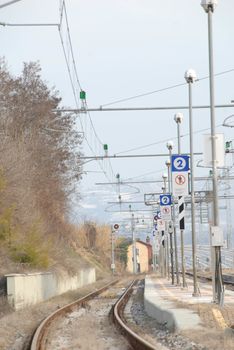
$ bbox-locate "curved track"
[31,277,158,350]
[30,279,119,350]
[113,279,157,350]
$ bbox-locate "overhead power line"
[58,1,116,186]
[115,123,223,155]
[100,68,234,107]
[0,0,22,9]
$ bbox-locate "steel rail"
[30,279,119,350]
[185,272,234,289]
[113,280,157,350]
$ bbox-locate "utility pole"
[129,205,137,274]
[174,113,187,288]
[166,141,180,285]
[166,158,174,284]
[185,69,199,296]
[111,228,115,275]
[201,0,224,305]
[162,173,168,278]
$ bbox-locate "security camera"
[166,140,173,150]
[184,69,197,83]
[174,112,184,124]
[201,0,218,13]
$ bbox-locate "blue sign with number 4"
[171,155,189,172]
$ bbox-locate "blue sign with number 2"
[171,155,189,172]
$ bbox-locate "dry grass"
[0,277,114,350]
[182,328,234,350]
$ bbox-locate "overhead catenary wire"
[115,123,223,155]
[101,68,234,107]
[58,1,116,186]
[0,0,22,9]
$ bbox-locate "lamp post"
[201,0,224,305]
[129,205,137,274]
[162,173,168,277]
[165,159,172,279]
[165,156,175,284]
[174,113,186,288]
[166,141,180,285]
[184,69,199,296]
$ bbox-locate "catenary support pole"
[185,69,199,296]
[167,144,180,285]
[166,159,174,284]
[205,2,224,304]
[174,113,187,288]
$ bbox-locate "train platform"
[144,274,234,333]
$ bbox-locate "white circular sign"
[161,196,170,205]
[173,157,186,171]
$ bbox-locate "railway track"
[30,279,119,350]
[112,279,157,350]
[30,277,159,350]
[185,271,234,290]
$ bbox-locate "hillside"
[0,59,115,277]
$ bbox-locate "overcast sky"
[0,0,234,231]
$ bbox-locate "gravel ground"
[0,277,114,350]
[126,280,207,350]
[1,276,233,350]
[45,282,132,350]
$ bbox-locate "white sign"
[160,205,171,221]
[154,237,160,253]
[111,263,115,269]
[157,219,165,232]
[203,133,224,168]
[172,172,189,196]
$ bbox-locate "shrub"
[10,223,50,268]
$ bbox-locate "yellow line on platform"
[212,309,228,329]
[158,279,178,299]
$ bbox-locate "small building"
[126,240,153,273]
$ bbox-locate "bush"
[10,223,50,268]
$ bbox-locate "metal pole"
[226,168,232,249]
[161,179,167,277]
[188,80,199,296]
[167,162,174,284]
[169,148,180,285]
[57,103,234,113]
[176,120,187,288]
[111,228,115,275]
[207,7,224,304]
[131,213,137,274]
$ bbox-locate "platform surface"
[144,274,234,332]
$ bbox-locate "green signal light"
[80,90,86,100]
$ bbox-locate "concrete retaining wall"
[144,276,177,331]
[144,276,201,332]
[6,268,96,310]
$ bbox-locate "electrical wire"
[115,124,223,155]
[58,1,116,187]
[101,68,234,107]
